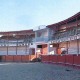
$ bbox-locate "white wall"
[68,40,77,54]
[48,44,56,55]
[59,41,78,54]
[48,28,55,40]
[29,42,36,48]
[36,28,48,37]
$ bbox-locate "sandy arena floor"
[0,62,80,80]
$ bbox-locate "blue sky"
[0,0,80,31]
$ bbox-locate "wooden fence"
[0,55,36,62]
[41,54,80,68]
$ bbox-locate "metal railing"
[35,36,49,42]
[50,27,80,43]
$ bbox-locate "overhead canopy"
[47,12,80,28]
[0,29,35,40]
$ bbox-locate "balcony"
[35,36,49,42]
[50,26,80,43]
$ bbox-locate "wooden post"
[66,22,69,54]
[66,41,68,54]
[16,39,17,55]
[7,33,9,55]
[25,35,27,55]
[76,17,79,55]
[77,39,79,55]
[16,33,18,55]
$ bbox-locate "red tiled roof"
[0,29,34,35]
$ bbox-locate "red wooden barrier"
[13,55,22,62]
[52,55,57,63]
[2,56,6,62]
[65,55,74,65]
[49,55,54,62]
[41,55,45,62]
[57,55,65,64]
[41,54,80,68]
[73,55,80,66]
[1,54,80,68]
[41,55,49,62]
[5,55,14,62]
[21,55,29,62]
[1,55,36,62]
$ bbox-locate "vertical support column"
[28,35,31,61]
[47,43,50,55]
[25,35,27,55]
[66,22,69,54]
[76,17,79,56]
[25,34,31,61]
[35,44,37,58]
[17,38,18,55]
[35,44,37,55]
[16,33,18,55]
[66,41,68,54]
[7,33,9,55]
[29,35,33,61]
[34,31,37,58]
[47,27,50,41]
[77,39,79,56]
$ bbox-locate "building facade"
[0,12,80,63]
[35,27,56,55]
[35,12,80,56]
[0,30,35,62]
[40,12,80,67]
[47,12,80,55]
